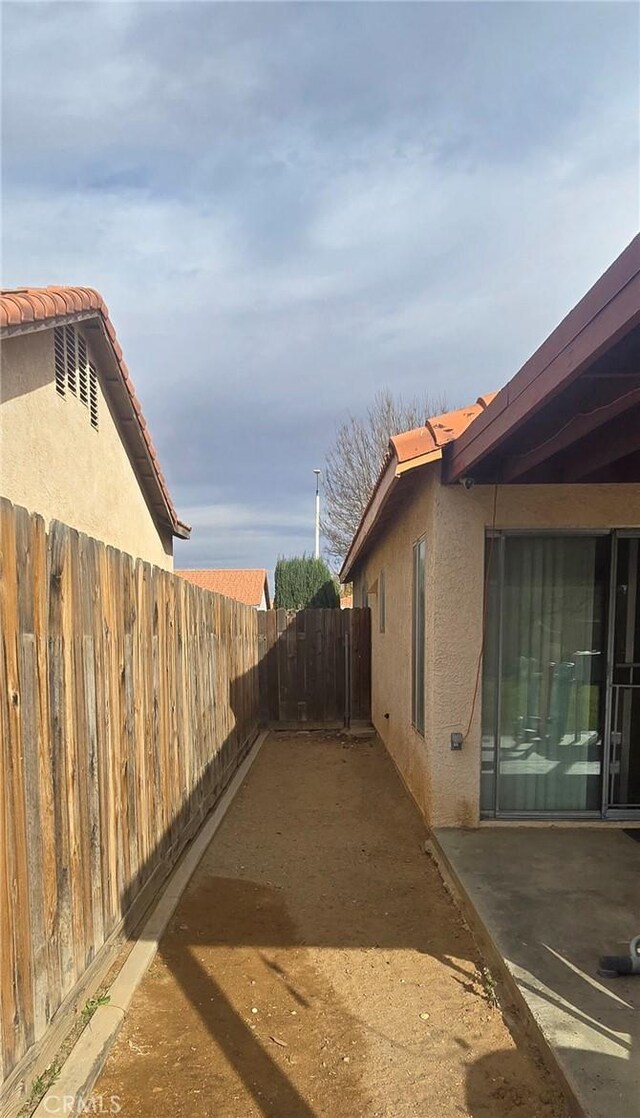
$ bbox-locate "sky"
[2,1,639,573]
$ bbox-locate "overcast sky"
[3,1,638,572]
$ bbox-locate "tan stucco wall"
[354,472,437,823]
[0,329,173,569]
[355,468,640,829]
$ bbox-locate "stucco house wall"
[0,328,173,569]
[354,471,437,822]
[354,468,640,828]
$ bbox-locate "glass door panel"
[482,535,608,815]
[607,537,640,809]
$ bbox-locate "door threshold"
[479,817,640,828]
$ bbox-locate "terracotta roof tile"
[390,395,498,465]
[340,392,498,580]
[176,569,269,608]
[0,286,189,539]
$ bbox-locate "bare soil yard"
[96,732,570,1118]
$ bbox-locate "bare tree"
[322,388,449,566]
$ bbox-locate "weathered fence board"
[0,498,259,1110]
[349,607,372,722]
[257,607,371,727]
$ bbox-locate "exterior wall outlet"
[450,732,464,750]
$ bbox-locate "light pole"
[313,469,321,559]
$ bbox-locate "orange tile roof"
[391,395,498,465]
[340,394,497,581]
[177,568,270,607]
[0,286,189,539]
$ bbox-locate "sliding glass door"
[606,535,640,813]
[482,535,609,816]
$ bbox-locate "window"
[481,533,609,816]
[53,324,98,428]
[412,537,426,734]
[378,568,386,633]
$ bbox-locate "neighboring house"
[340,588,353,609]
[341,236,640,828]
[0,286,189,569]
[177,568,271,610]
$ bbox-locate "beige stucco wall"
[354,467,640,829]
[354,472,437,822]
[0,329,173,569]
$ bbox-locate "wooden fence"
[257,608,371,727]
[0,498,259,1111]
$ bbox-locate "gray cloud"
[2,1,638,573]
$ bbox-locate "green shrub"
[274,555,340,610]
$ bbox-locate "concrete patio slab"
[432,827,640,1118]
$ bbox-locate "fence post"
[343,610,352,729]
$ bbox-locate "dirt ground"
[96,732,571,1118]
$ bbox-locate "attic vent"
[54,327,66,396]
[65,325,77,394]
[78,334,88,405]
[53,323,98,428]
[89,364,99,429]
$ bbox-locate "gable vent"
[54,323,98,429]
[65,325,77,394]
[89,364,99,429]
[78,334,88,405]
[54,326,66,396]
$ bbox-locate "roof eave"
[1,292,190,542]
[340,449,443,582]
[340,455,397,583]
[444,235,640,483]
[91,316,189,541]
[395,447,443,476]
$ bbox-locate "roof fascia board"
[1,310,101,339]
[94,319,183,537]
[341,448,445,581]
[444,236,640,482]
[340,457,398,582]
[395,448,443,476]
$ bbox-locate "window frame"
[411,536,426,735]
[480,528,614,819]
[378,568,386,633]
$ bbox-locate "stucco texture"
[0,330,173,569]
[355,466,640,829]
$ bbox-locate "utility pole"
[313,469,321,559]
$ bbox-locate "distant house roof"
[340,396,496,581]
[177,568,271,608]
[0,286,190,540]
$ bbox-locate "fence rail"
[0,499,259,1109]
